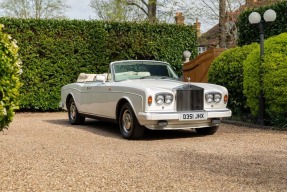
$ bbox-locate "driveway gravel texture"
[1,112,287,192]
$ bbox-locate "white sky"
[66,0,95,20]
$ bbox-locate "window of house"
[198,46,207,54]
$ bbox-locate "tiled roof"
[198,24,220,47]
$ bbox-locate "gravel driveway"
[1,112,287,191]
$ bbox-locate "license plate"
[179,112,207,121]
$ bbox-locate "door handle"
[87,86,92,90]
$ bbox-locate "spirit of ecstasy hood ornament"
[186,77,191,83]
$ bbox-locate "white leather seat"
[77,73,97,82]
[138,72,151,77]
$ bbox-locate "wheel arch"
[66,93,75,109]
[116,98,129,123]
[116,96,142,123]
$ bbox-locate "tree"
[90,0,145,22]
[219,0,226,48]
[90,0,199,24]
[127,0,157,23]
[198,0,244,46]
[0,0,69,19]
[198,0,244,26]
[156,0,200,24]
[90,0,157,23]
[126,0,199,23]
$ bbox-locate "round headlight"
[165,94,173,104]
[214,93,222,103]
[205,94,213,103]
[156,95,164,105]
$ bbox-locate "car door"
[83,82,109,116]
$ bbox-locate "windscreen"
[112,61,179,82]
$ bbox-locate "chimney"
[175,12,185,25]
[193,18,201,37]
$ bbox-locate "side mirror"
[95,74,106,83]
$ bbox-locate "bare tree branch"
[0,0,68,19]
[201,0,219,18]
[139,0,148,7]
[127,1,148,16]
[91,0,146,22]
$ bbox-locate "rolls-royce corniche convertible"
[60,60,231,139]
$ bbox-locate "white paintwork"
[60,60,232,130]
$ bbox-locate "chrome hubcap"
[122,110,132,132]
[70,102,76,120]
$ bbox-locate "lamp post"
[248,9,276,126]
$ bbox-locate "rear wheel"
[68,98,85,125]
[195,126,218,135]
[119,103,145,140]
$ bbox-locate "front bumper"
[137,108,232,130]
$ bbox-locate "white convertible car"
[60,60,231,139]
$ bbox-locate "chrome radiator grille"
[176,85,204,111]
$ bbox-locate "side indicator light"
[148,96,152,106]
[224,95,228,104]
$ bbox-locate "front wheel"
[68,98,85,125]
[119,103,145,140]
[195,126,219,135]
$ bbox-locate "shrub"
[208,43,258,116]
[0,24,21,131]
[243,33,287,125]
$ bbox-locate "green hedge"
[243,33,287,126]
[237,1,287,46]
[0,24,21,131]
[0,18,197,111]
[208,43,258,116]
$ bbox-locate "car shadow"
[44,118,202,141]
[44,118,122,139]
[143,129,201,140]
